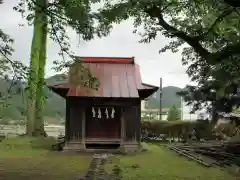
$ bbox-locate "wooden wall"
[123,104,141,142]
[85,106,121,138]
[65,97,141,142]
[66,98,84,141]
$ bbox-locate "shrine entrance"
[85,106,121,140]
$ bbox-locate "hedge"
[141,120,213,140]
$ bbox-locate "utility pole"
[181,97,183,120]
[159,77,163,120]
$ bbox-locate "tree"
[0,1,28,114]
[0,0,14,59]
[177,56,240,124]
[0,105,22,120]
[224,0,240,7]
[14,0,113,136]
[99,0,239,124]
[100,0,240,65]
[167,105,181,121]
[1,0,25,67]
[34,6,48,136]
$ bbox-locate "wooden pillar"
[121,108,125,144]
[65,99,70,141]
[82,110,86,144]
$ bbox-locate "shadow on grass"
[105,143,235,180]
[0,136,58,156]
[0,136,94,180]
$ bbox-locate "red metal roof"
[76,56,135,64]
[141,83,158,89]
[49,57,158,98]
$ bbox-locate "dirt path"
[79,154,110,180]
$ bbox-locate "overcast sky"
[0,0,192,88]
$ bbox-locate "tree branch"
[49,17,68,61]
[213,42,240,61]
[198,8,234,39]
[144,5,238,64]
[144,6,211,60]
[224,0,240,7]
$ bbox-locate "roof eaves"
[74,56,135,64]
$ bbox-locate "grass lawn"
[106,143,236,180]
[0,137,91,180]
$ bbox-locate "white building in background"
[141,98,210,121]
[141,100,146,111]
[180,97,210,121]
[141,100,168,120]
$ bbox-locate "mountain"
[0,75,66,120]
[0,75,183,120]
[146,86,183,109]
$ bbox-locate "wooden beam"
[82,109,86,144]
[121,108,125,144]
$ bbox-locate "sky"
[0,0,192,88]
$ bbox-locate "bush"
[0,136,57,151]
[213,122,237,139]
[141,120,213,141]
[0,118,9,125]
[167,104,181,121]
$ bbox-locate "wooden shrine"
[48,56,158,153]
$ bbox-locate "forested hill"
[0,75,182,119]
[0,74,66,120]
[146,86,183,109]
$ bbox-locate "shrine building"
[48,56,158,153]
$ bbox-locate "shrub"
[213,122,237,138]
[0,118,10,125]
[167,105,181,121]
[141,120,213,140]
[0,136,57,150]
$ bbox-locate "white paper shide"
[91,107,115,119]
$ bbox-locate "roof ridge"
[74,56,135,64]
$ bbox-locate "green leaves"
[0,29,14,57]
[69,60,100,90]
[167,104,181,121]
[98,0,239,64]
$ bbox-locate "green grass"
[0,136,91,180]
[106,143,236,180]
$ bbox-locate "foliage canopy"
[98,0,240,115]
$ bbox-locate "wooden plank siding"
[85,106,121,139]
[123,103,141,142]
[65,98,70,141]
[67,98,83,141]
[65,97,141,143]
[135,105,141,142]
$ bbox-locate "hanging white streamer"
[92,107,96,117]
[98,108,101,119]
[111,107,115,118]
[105,108,109,119]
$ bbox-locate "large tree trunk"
[34,0,48,137]
[26,0,45,136]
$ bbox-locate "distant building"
[180,97,209,121]
[141,98,210,121]
[141,100,147,111]
[141,100,168,120]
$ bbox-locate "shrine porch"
[63,97,141,153]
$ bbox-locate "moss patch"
[106,144,235,180]
[0,136,91,180]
